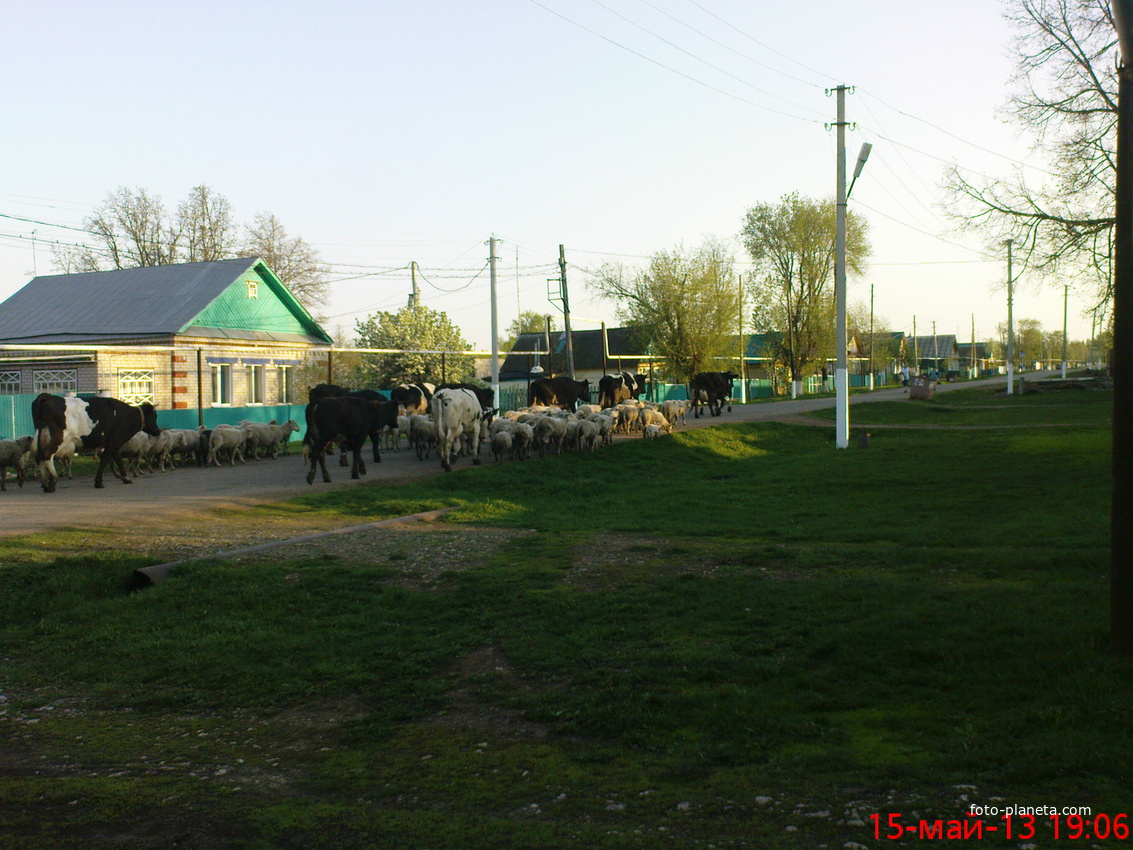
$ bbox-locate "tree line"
[53,184,330,315]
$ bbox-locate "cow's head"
[141,403,162,436]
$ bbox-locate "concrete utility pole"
[1110,0,1133,657]
[409,261,420,308]
[971,314,977,378]
[833,84,851,449]
[868,283,875,390]
[1006,238,1015,395]
[558,245,577,380]
[1062,285,1069,378]
[488,237,500,408]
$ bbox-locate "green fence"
[0,394,309,441]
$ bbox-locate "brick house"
[0,258,332,409]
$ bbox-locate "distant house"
[905,334,960,374]
[0,258,332,408]
[499,326,651,383]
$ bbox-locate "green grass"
[0,389,1125,849]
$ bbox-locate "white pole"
[1062,284,1069,378]
[834,84,850,449]
[489,236,500,407]
[1006,239,1015,394]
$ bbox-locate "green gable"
[182,261,331,343]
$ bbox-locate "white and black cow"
[597,372,647,409]
[431,387,488,472]
[32,393,161,491]
[688,371,739,418]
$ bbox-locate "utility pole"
[833,83,851,449]
[738,273,748,403]
[558,245,577,380]
[544,315,554,376]
[913,315,919,372]
[488,237,500,408]
[971,314,977,378]
[932,321,938,376]
[409,261,420,308]
[1006,238,1015,395]
[868,283,875,390]
[1062,285,1069,378]
[1110,0,1133,657]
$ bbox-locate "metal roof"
[0,258,331,345]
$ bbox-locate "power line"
[526,0,822,123]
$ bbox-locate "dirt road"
[0,379,996,537]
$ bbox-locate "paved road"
[0,376,1017,537]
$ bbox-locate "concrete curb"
[129,506,457,590]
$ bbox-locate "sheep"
[533,415,567,458]
[661,399,689,427]
[410,414,436,460]
[638,409,671,434]
[490,430,513,463]
[643,423,663,440]
[207,425,247,466]
[0,436,33,490]
[510,423,534,460]
[587,413,616,447]
[575,418,601,452]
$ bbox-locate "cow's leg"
[371,429,382,464]
[439,436,452,472]
[305,445,320,485]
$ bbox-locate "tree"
[849,300,900,379]
[741,193,870,397]
[501,310,549,351]
[589,240,741,381]
[352,303,476,388]
[179,184,236,262]
[242,212,330,316]
[944,0,1118,307]
[54,186,181,272]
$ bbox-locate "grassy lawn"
[0,389,1125,849]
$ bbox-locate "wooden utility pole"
[558,245,576,380]
[489,237,500,407]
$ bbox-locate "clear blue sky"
[0,1,1092,353]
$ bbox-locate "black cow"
[304,395,397,483]
[597,372,647,408]
[528,377,591,412]
[688,371,739,418]
[308,382,352,401]
[31,393,161,491]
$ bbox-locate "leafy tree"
[589,240,741,381]
[849,300,900,377]
[501,310,550,351]
[944,0,1117,308]
[741,193,870,396]
[353,303,476,388]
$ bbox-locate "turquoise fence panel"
[156,404,310,439]
[498,382,528,413]
[1,393,38,440]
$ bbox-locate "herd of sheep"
[0,396,695,491]
[0,419,300,490]
[403,397,691,466]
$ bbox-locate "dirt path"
[0,377,1021,538]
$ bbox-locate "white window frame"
[246,364,265,405]
[277,365,292,404]
[211,363,233,406]
[0,371,20,394]
[246,279,259,299]
[118,369,155,405]
[34,369,77,394]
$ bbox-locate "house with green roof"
[0,258,331,409]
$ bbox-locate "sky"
[0,0,1098,356]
